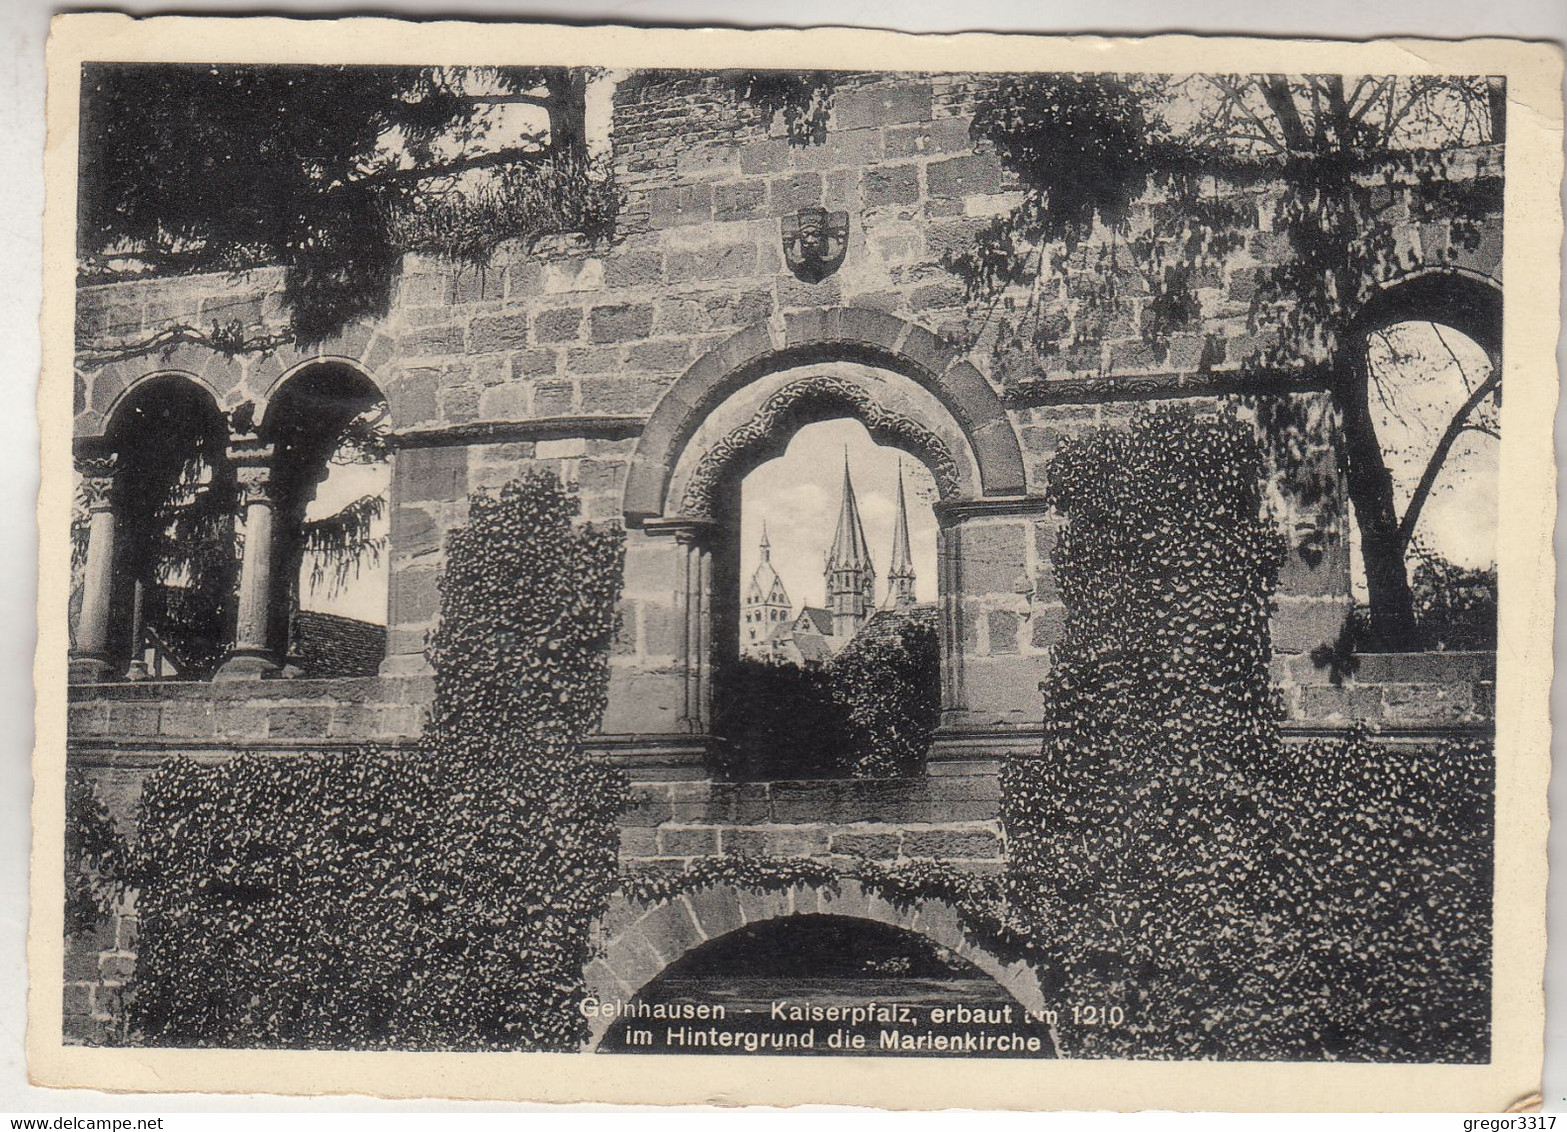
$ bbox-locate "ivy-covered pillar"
[216,446,281,680]
[69,455,120,683]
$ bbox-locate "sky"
[738,418,940,620]
[1352,319,1499,597]
[297,458,391,623]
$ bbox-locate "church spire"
[887,459,916,610]
[825,450,876,639]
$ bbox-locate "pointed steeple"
[760,520,772,562]
[887,460,916,610]
[825,450,876,639]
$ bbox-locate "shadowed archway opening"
[597,915,1053,1057]
[263,362,391,675]
[95,374,237,679]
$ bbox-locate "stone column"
[216,454,281,680]
[675,528,716,734]
[69,456,119,683]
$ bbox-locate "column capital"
[234,461,279,507]
[74,454,119,513]
[932,495,1052,528]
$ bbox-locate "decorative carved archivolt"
[679,375,962,520]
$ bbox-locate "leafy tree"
[78,63,610,350]
[951,73,1502,650]
[829,613,941,778]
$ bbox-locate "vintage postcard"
[29,13,1561,1110]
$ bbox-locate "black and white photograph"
[29,13,1559,1111]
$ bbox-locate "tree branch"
[360,143,554,188]
[1260,75,1311,152]
[1396,368,1501,551]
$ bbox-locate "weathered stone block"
[885,117,972,158]
[829,831,902,858]
[622,788,675,827]
[987,609,1021,654]
[565,347,621,375]
[739,137,791,175]
[902,828,1001,860]
[714,181,767,221]
[658,826,720,856]
[532,307,583,343]
[390,564,442,625]
[958,523,1029,593]
[403,324,465,357]
[834,83,932,131]
[861,165,920,208]
[395,446,468,504]
[926,153,1007,200]
[532,380,577,416]
[682,889,743,943]
[1271,597,1350,654]
[667,243,757,283]
[769,172,824,214]
[602,246,664,289]
[647,183,714,227]
[1297,684,1385,721]
[468,313,530,354]
[1029,602,1067,652]
[590,304,655,344]
[580,375,665,415]
[618,827,660,857]
[389,369,441,426]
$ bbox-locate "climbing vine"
[127,471,627,1050]
[946,73,1502,650]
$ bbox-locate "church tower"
[742,522,794,660]
[825,453,876,640]
[886,460,917,610]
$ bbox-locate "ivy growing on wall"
[126,471,627,1050]
[1001,406,1288,1057]
[1000,407,1491,1061]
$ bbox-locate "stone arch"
[1353,268,1502,362]
[624,309,1026,525]
[677,373,966,521]
[99,369,226,441]
[584,879,1054,1050]
[257,354,390,431]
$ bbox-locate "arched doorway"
[72,373,237,681]
[262,362,391,677]
[611,312,1045,752]
[713,415,944,779]
[597,914,1054,1056]
[1345,271,1501,652]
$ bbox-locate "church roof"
[851,604,939,647]
[826,454,875,578]
[793,606,834,635]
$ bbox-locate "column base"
[68,655,114,684]
[214,650,281,681]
